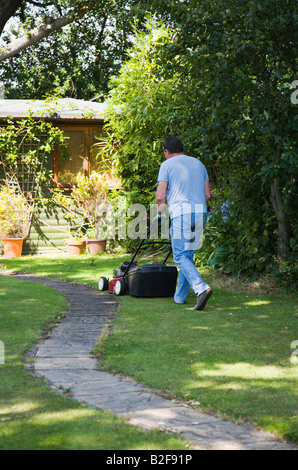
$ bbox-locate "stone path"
[4,273,297,450]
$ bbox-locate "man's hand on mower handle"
[152,213,168,228]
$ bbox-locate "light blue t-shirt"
[157,154,209,219]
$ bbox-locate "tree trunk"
[0,0,23,35]
[270,177,291,260]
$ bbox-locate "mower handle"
[122,240,172,278]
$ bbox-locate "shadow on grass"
[1,257,297,444]
[99,291,298,443]
[0,273,189,450]
[0,386,187,450]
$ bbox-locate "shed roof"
[0,98,107,121]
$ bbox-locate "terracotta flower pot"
[2,238,24,258]
[66,240,86,256]
[86,239,107,254]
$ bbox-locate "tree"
[0,0,161,100]
[103,2,297,275]
[0,0,94,62]
[0,0,165,63]
[102,17,186,206]
[0,1,149,99]
[173,0,297,263]
[147,0,297,266]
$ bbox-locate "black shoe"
[193,288,213,311]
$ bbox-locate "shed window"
[53,125,104,187]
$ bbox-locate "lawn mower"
[98,239,177,297]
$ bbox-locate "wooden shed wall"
[22,206,70,254]
[0,205,70,255]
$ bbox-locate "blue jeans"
[170,212,209,304]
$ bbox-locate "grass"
[102,292,297,441]
[0,270,192,450]
[1,252,298,446]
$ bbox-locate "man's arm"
[155,181,168,213]
[205,180,211,203]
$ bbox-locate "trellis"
[0,133,48,237]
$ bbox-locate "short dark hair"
[163,137,184,154]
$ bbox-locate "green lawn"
[1,253,297,446]
[0,272,191,450]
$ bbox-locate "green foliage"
[103,18,185,206]
[69,171,111,239]
[0,1,150,100]
[197,185,277,276]
[168,0,297,272]
[103,3,297,274]
[2,1,296,275]
[53,171,113,239]
[0,185,33,238]
[0,117,67,191]
[273,255,298,291]
[100,17,189,249]
[0,116,68,241]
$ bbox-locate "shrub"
[0,186,33,238]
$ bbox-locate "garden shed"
[0,98,112,254]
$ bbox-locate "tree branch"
[29,1,53,6]
[0,5,90,62]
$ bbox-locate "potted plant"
[0,185,33,258]
[84,229,107,254]
[65,234,86,256]
[52,171,112,255]
[72,172,111,254]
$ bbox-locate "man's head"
[163,137,184,158]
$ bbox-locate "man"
[155,136,212,311]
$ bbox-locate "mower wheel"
[98,276,109,291]
[115,278,126,296]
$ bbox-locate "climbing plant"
[0,117,67,202]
